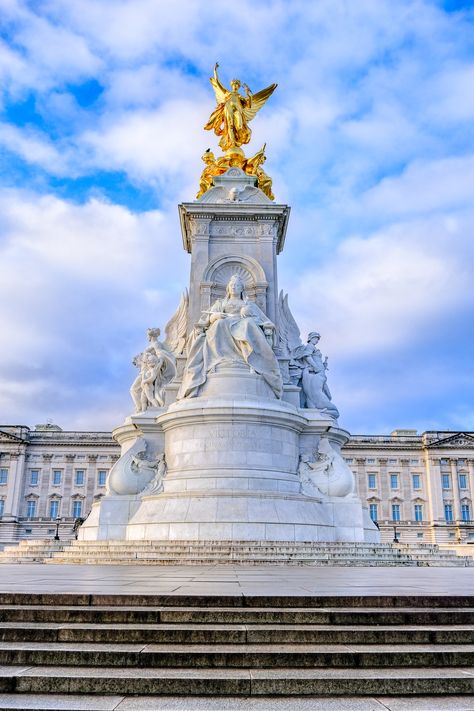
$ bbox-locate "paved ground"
[0,564,473,596]
[0,693,473,710]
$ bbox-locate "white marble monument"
[79,67,379,545]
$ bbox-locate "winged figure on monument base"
[278,291,339,418]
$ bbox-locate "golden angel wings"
[204,63,277,153]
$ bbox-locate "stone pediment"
[427,433,474,449]
[0,429,26,444]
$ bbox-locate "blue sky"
[1,0,474,434]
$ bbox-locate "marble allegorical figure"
[178,274,282,399]
[130,328,177,412]
[278,294,339,418]
[291,332,339,417]
[299,438,354,498]
[107,439,167,496]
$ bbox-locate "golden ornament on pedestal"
[197,64,276,201]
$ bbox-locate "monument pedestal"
[79,368,378,544]
[79,167,380,549]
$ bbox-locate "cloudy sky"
[1,0,473,435]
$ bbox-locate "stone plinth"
[79,367,378,543]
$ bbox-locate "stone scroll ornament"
[106,439,166,496]
[129,291,188,413]
[278,291,339,418]
[299,438,354,498]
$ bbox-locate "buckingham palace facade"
[0,423,473,547]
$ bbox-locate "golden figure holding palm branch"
[204,63,277,154]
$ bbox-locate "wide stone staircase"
[0,590,472,705]
[1,538,474,566]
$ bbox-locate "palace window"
[367,473,377,489]
[0,499,4,516]
[30,470,39,485]
[391,504,401,521]
[26,500,37,518]
[75,470,85,486]
[410,459,419,465]
[367,458,375,464]
[52,470,62,485]
[49,499,60,519]
[414,504,423,522]
[390,474,399,489]
[412,474,421,489]
[444,504,453,522]
[369,503,378,522]
[0,469,8,485]
[458,459,466,466]
[440,458,449,466]
[461,504,471,522]
[388,459,397,464]
[98,470,107,486]
[442,474,451,489]
[72,500,83,518]
[459,474,468,489]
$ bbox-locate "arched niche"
[200,255,268,313]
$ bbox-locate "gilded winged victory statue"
[198,64,277,200]
[204,63,277,154]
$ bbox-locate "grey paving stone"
[376,697,474,711]
[0,693,124,709]
[0,564,473,597]
[115,696,387,710]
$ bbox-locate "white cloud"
[0,189,188,428]
[80,98,209,184]
[287,210,474,356]
[0,123,69,174]
[362,154,474,217]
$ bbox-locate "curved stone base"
[125,491,372,543]
[78,368,380,545]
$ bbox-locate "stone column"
[188,218,211,331]
[38,454,53,517]
[256,220,277,324]
[4,450,26,519]
[450,458,462,522]
[354,458,366,499]
[425,457,444,523]
[62,455,76,518]
[85,455,98,514]
[378,458,389,520]
[468,460,474,510]
[400,458,410,520]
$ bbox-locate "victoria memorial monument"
[79,65,379,544]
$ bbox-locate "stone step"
[48,547,462,559]
[2,665,473,695]
[1,622,473,644]
[0,606,473,626]
[3,539,473,566]
[1,641,474,669]
[41,557,473,568]
[0,592,473,607]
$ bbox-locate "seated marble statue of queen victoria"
[178,274,283,399]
